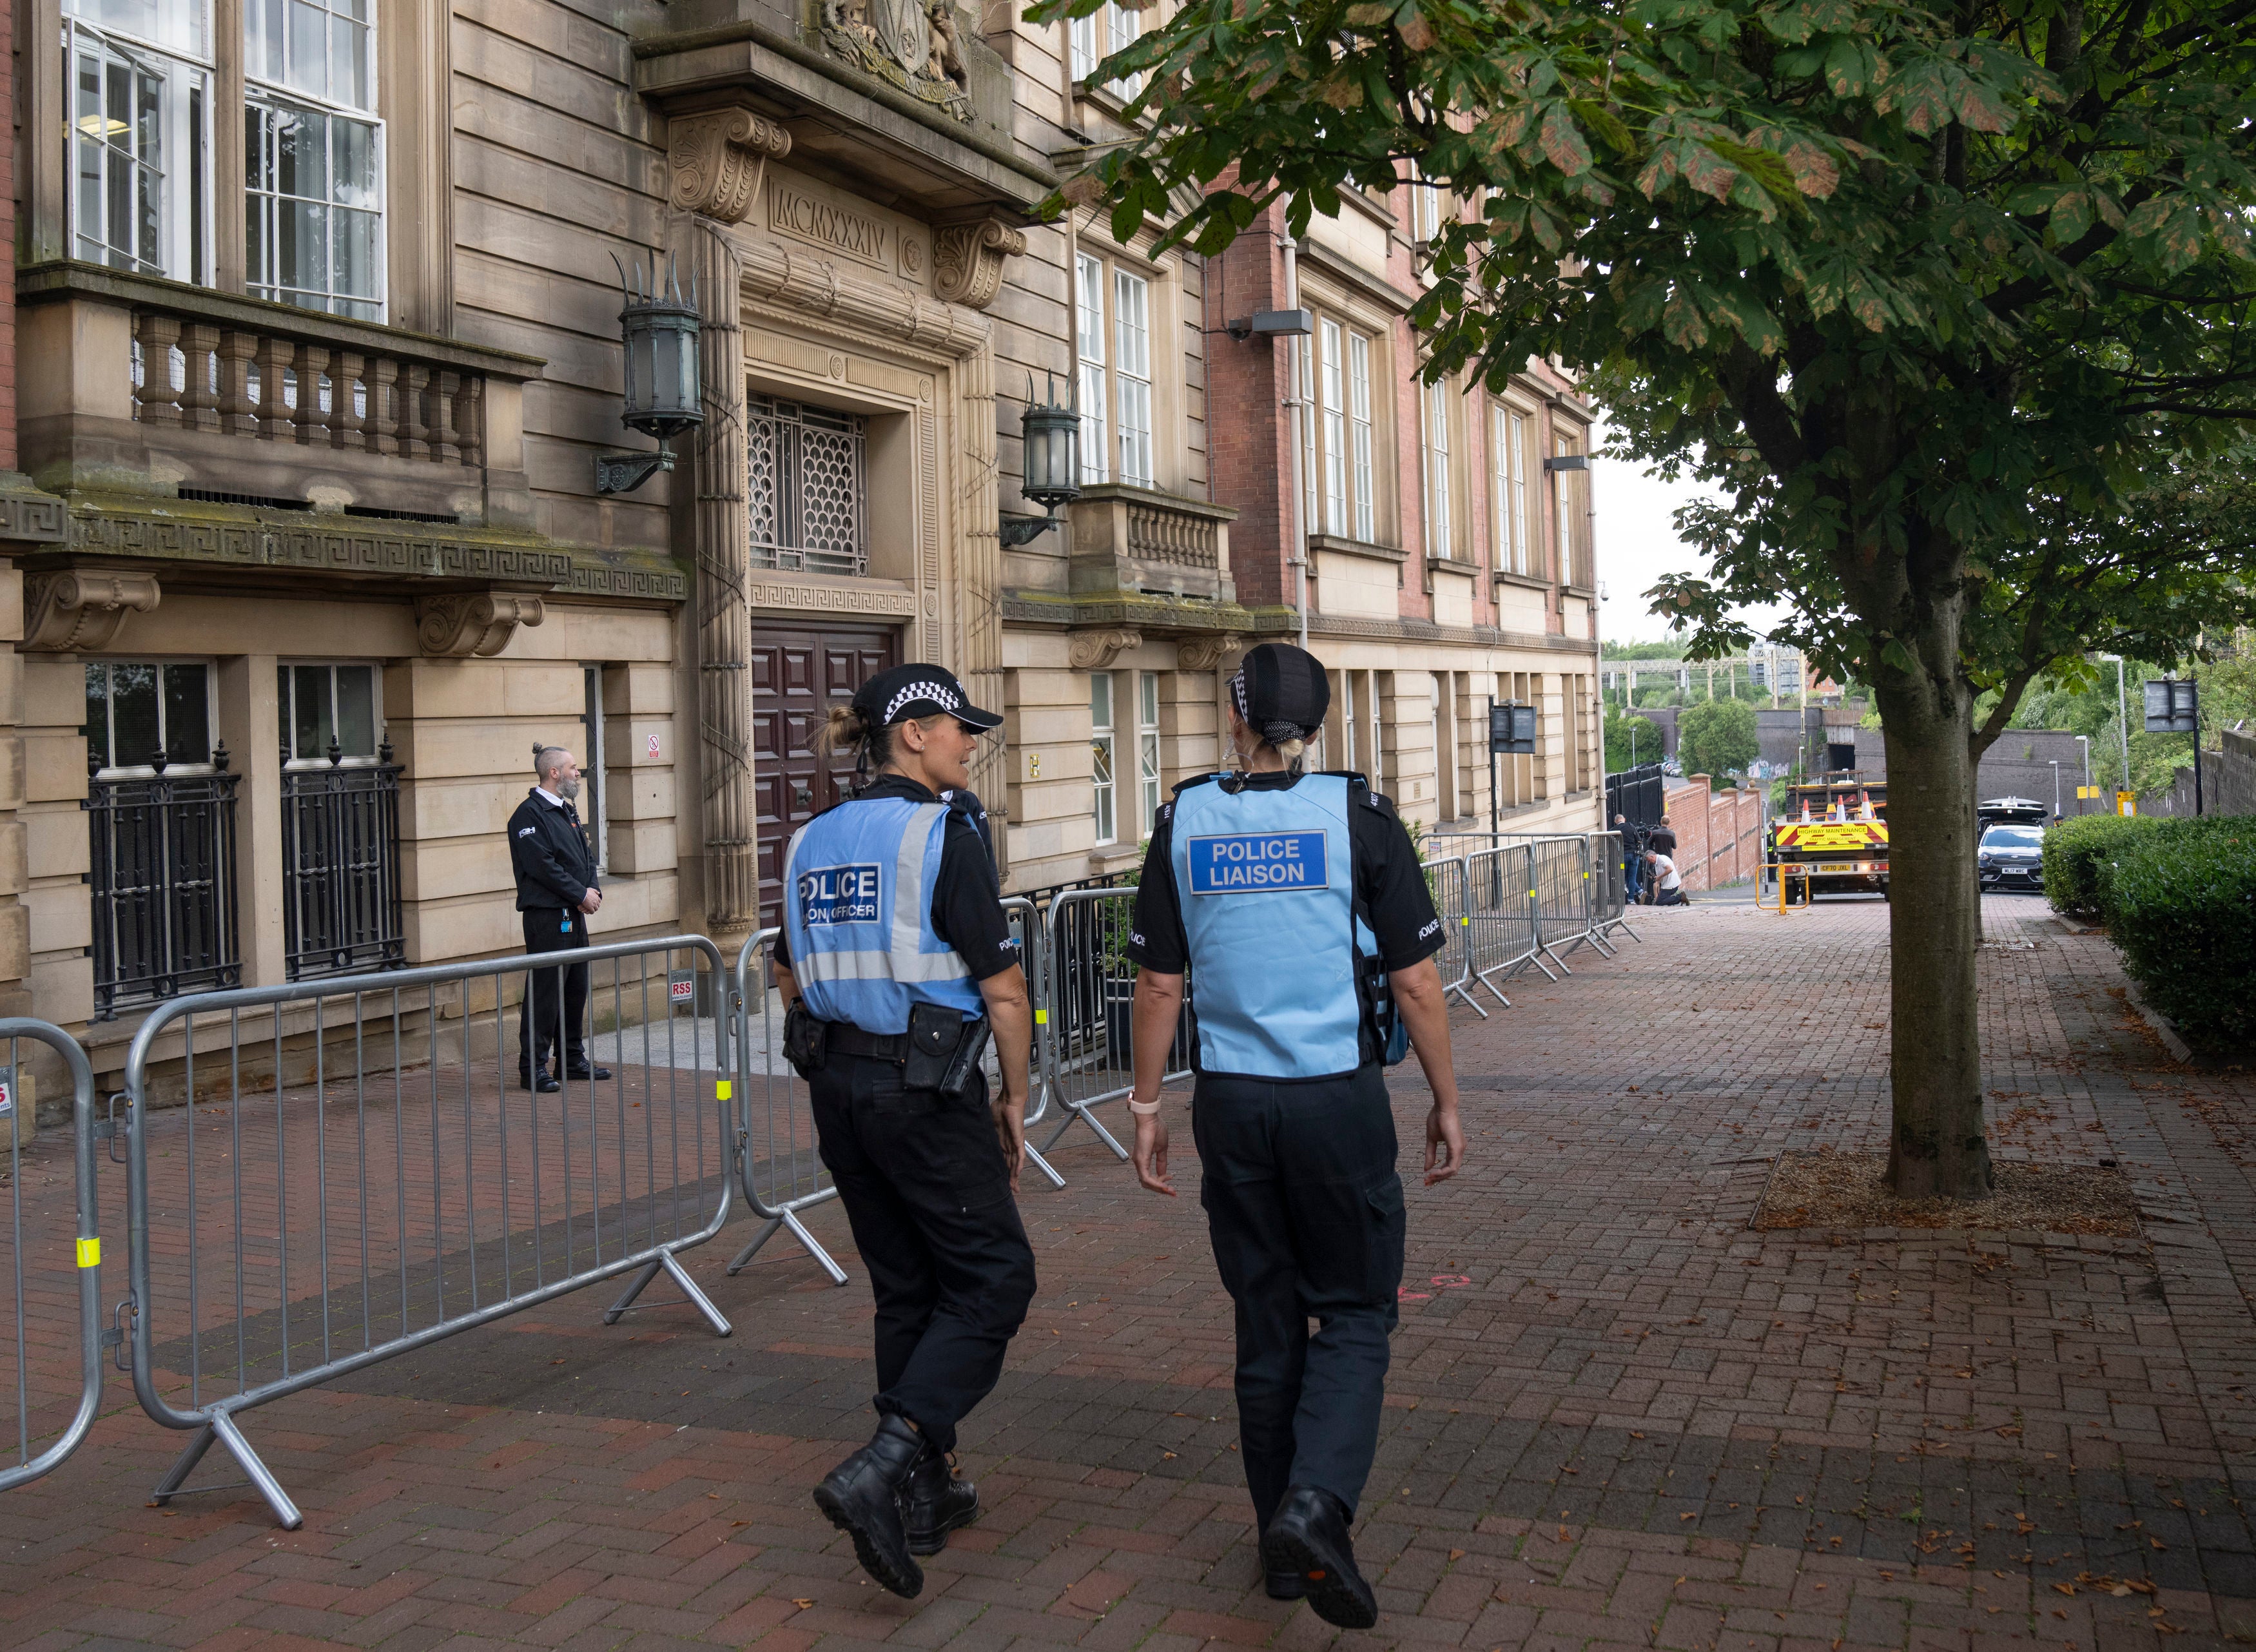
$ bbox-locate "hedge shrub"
[2043,813,2158,918]
[2103,818,2256,1053]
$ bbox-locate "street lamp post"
[2076,735,2089,813]
[2049,759,2061,819]
[2099,653,2131,790]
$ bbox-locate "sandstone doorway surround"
[660,101,1029,935]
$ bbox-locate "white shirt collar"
[534,786,568,808]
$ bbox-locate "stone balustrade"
[130,312,485,467]
[17,262,542,528]
[1067,482,1238,602]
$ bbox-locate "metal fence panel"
[1042,888,1187,1161]
[1464,846,1539,1004]
[726,929,848,1285]
[0,1022,102,1495]
[1425,857,1485,1017]
[1531,838,1593,975]
[121,936,734,1531]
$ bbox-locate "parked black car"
[1978,823,2046,892]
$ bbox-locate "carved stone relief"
[1067,627,1141,672]
[414,591,546,657]
[931,217,1027,311]
[666,106,793,224]
[1176,632,1243,674]
[819,0,973,123]
[21,570,160,652]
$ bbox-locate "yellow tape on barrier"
[76,1238,99,1268]
[715,1080,732,1102]
[1035,1009,1048,1024]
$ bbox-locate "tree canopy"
[1039,0,2256,1198]
[1677,697,1761,779]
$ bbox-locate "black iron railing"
[86,755,243,1020]
[280,743,406,980]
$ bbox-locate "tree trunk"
[1875,669,1993,1200]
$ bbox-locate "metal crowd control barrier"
[1580,831,1631,956]
[998,897,1067,1192]
[1425,856,1482,1015]
[1044,887,1188,1163]
[121,936,734,1530]
[1464,845,1540,1006]
[726,929,847,1284]
[0,1022,102,1495]
[1527,836,1594,979]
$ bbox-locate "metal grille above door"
[746,396,870,576]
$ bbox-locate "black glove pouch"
[904,1002,966,1091]
[782,1003,828,1078]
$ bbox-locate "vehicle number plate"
[1817,862,1858,875]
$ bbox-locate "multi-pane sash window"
[1068,4,1143,98]
[1556,431,1591,587]
[747,396,870,574]
[1076,253,1109,484]
[1137,671,1161,837]
[83,659,238,1016]
[279,662,378,763]
[1075,255,1156,488]
[1411,166,1440,242]
[1424,378,1453,558]
[1348,333,1375,542]
[244,0,383,318]
[1299,313,1378,544]
[64,3,211,282]
[1319,320,1347,536]
[277,661,402,980]
[1113,269,1153,486]
[1492,404,1532,576]
[1298,335,1318,532]
[1090,674,1117,846]
[85,661,214,773]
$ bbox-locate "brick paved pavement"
[5,893,2255,1651]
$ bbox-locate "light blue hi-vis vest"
[1171,773,1374,1080]
[782,797,985,1035]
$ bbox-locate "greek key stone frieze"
[745,579,916,617]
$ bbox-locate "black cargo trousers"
[807,1052,1037,1455]
[1193,1062,1405,1535]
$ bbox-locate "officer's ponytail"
[821,703,894,779]
[1262,721,1311,774]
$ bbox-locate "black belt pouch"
[782,1004,829,1078]
[904,1002,965,1090]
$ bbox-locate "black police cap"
[851,663,1003,731]
[1234,642,1331,732]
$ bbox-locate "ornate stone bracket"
[1067,627,1140,671]
[1176,632,1243,674]
[933,217,1027,311]
[22,570,160,652]
[415,591,545,657]
[666,106,793,224]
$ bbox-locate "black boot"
[902,1443,979,1555]
[1261,1486,1376,1628]
[813,1416,925,1597]
[1265,1569,1308,1600]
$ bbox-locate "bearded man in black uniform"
[508,745,612,1093]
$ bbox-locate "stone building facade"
[2,0,1603,1094]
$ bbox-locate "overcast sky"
[1591,415,1791,647]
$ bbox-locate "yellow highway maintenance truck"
[1769,777,1889,900]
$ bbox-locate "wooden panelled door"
[750,623,899,928]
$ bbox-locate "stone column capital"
[1176,632,1243,674]
[1067,627,1141,672]
[22,569,160,652]
[414,590,545,657]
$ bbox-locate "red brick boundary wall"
[1662,774,1766,890]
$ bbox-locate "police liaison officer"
[1122,643,1466,1628]
[770,664,1038,1600]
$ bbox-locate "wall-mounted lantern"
[1000,374,1082,547]
[596,255,703,495]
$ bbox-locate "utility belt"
[783,1000,990,1096]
